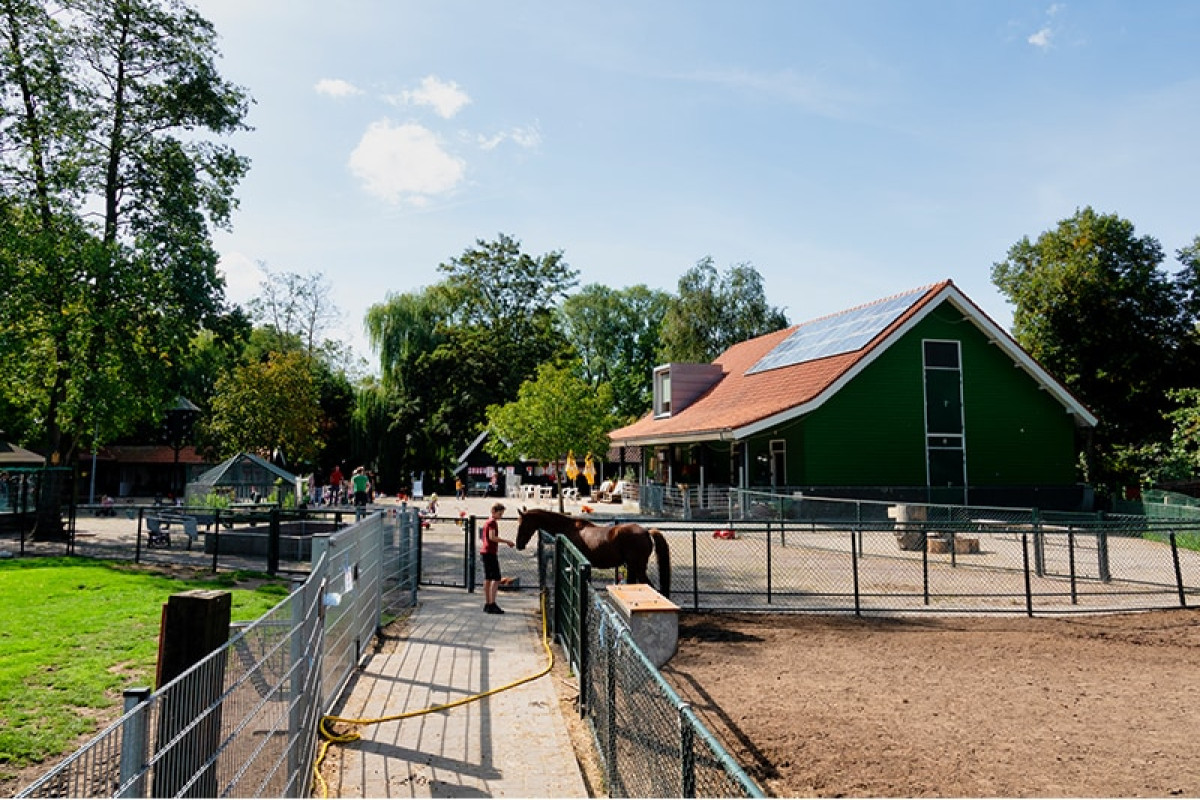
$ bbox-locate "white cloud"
[348,120,465,205]
[314,78,363,98]
[1028,27,1053,49]
[477,124,542,151]
[1028,3,1064,50]
[396,75,471,119]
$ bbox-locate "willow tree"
[363,235,578,493]
[0,0,250,536]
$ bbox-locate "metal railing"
[17,509,422,798]
[574,516,1198,615]
[543,532,763,798]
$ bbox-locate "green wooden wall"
[749,301,1080,488]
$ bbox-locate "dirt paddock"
[662,609,1200,798]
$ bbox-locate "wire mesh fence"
[628,517,1198,614]
[582,581,763,798]
[541,532,763,798]
[16,510,421,798]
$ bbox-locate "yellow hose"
[312,590,555,797]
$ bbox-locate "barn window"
[923,340,967,500]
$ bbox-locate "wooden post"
[154,590,231,798]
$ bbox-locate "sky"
[191,1,1200,366]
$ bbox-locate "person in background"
[480,502,513,614]
[351,466,371,507]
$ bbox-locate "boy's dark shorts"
[481,552,501,581]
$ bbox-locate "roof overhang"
[613,282,1097,448]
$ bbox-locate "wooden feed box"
[606,584,679,668]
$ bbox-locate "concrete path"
[318,584,590,798]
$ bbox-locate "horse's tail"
[649,528,671,599]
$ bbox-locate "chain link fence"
[17,510,421,798]
[543,532,764,798]
[598,515,1197,614]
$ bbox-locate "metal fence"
[17,509,422,799]
[581,515,1197,615]
[543,532,763,798]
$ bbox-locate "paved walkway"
[318,584,590,798]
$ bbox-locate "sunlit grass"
[0,557,289,776]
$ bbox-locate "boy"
[480,502,513,614]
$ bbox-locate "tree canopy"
[0,0,249,534]
[559,283,672,421]
[992,207,1200,490]
[659,257,789,363]
[484,362,615,510]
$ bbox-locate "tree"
[0,0,249,536]
[991,208,1200,492]
[659,257,789,363]
[363,235,578,492]
[246,263,343,359]
[484,362,615,512]
[202,351,322,465]
[559,284,672,421]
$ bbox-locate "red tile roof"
[610,280,1095,446]
[79,445,208,465]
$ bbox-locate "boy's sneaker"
[490,604,505,614]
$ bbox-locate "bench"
[146,514,199,550]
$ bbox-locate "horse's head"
[515,508,535,550]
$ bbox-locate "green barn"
[610,280,1097,510]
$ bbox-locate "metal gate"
[417,512,541,591]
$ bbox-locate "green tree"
[559,284,672,421]
[363,235,578,493]
[991,208,1200,492]
[0,0,249,536]
[202,351,322,465]
[484,362,615,512]
[659,257,789,363]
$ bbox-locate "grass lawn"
[0,557,291,784]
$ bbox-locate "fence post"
[690,528,699,612]
[116,686,151,798]
[153,590,231,798]
[1097,527,1111,583]
[1032,509,1045,577]
[922,535,930,605]
[578,562,591,712]
[466,516,477,592]
[210,509,221,573]
[135,507,144,564]
[851,528,861,617]
[1021,532,1034,617]
[766,522,773,605]
[1169,530,1187,608]
[1067,525,1078,604]
[267,507,281,576]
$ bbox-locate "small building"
[79,444,210,500]
[610,280,1097,510]
[186,452,300,504]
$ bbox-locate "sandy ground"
[662,609,1200,798]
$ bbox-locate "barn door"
[923,340,967,505]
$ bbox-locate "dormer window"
[653,362,723,419]
[654,367,672,417]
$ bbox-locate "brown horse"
[516,507,671,598]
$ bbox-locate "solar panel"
[746,287,926,375]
